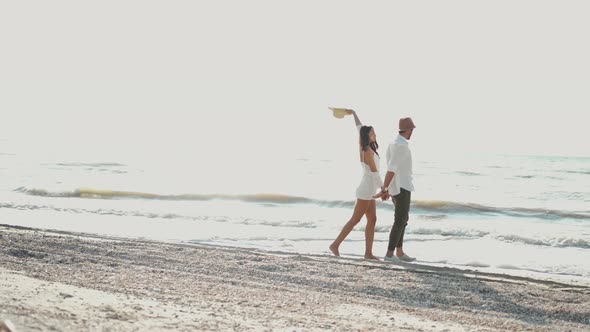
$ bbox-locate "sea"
[1,136,589,283]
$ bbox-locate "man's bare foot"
[329,244,340,256]
[364,254,379,260]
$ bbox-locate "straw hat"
[399,117,416,131]
[329,107,354,119]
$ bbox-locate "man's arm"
[374,170,393,200]
[383,171,395,189]
[384,144,401,191]
[374,144,402,198]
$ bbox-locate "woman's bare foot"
[329,244,340,256]
[364,254,379,260]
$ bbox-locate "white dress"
[355,125,383,200]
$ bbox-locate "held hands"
[373,192,390,201]
[373,186,390,201]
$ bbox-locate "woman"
[329,110,384,260]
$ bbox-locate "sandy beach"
[0,224,589,331]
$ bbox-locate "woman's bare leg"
[364,199,378,260]
[329,199,370,256]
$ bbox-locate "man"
[374,117,416,262]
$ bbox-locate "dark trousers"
[388,188,411,251]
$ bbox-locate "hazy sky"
[1,1,589,159]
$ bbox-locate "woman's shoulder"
[362,148,376,158]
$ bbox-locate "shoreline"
[1,224,589,331]
[4,223,589,288]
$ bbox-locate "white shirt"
[386,134,415,195]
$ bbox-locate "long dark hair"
[359,126,379,156]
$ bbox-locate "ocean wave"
[14,187,335,205]
[418,214,447,221]
[563,170,590,175]
[412,200,590,221]
[514,174,568,180]
[381,226,590,250]
[366,226,489,240]
[15,187,82,198]
[463,261,491,268]
[3,199,590,250]
[409,228,490,238]
[495,234,590,249]
[0,201,318,230]
[14,187,590,221]
[54,162,126,167]
[456,171,481,176]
